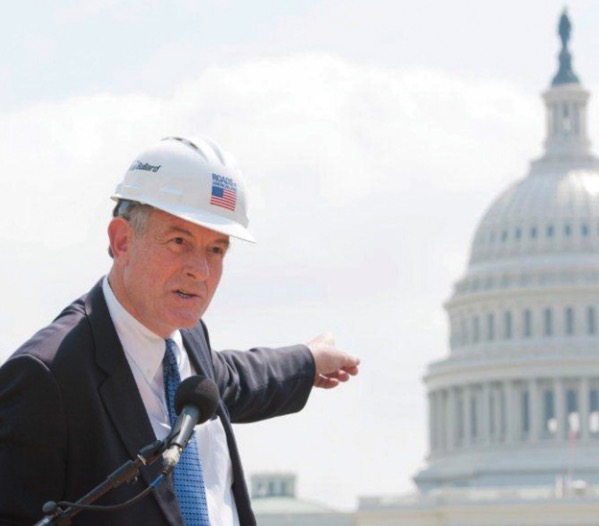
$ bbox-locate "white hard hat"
[112,136,255,242]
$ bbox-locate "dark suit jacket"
[0,280,315,526]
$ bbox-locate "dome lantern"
[540,9,593,163]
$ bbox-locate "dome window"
[566,390,579,434]
[489,232,496,243]
[456,398,464,442]
[515,228,522,240]
[522,391,530,435]
[487,313,495,341]
[582,224,589,236]
[531,226,538,239]
[547,225,555,238]
[470,395,479,440]
[523,309,532,337]
[587,306,596,335]
[501,230,508,242]
[543,389,556,436]
[504,311,513,339]
[590,391,599,434]
[544,308,553,336]
[562,104,572,136]
[472,316,480,343]
[564,224,572,237]
[565,307,575,335]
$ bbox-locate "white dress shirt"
[102,277,239,526]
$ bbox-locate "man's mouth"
[176,289,196,299]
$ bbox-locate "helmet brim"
[110,195,256,243]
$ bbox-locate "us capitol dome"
[415,10,599,492]
[252,10,599,526]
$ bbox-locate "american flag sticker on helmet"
[210,173,237,211]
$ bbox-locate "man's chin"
[171,313,205,331]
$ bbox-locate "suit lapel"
[85,280,180,524]
[181,326,229,422]
[181,326,213,380]
[182,324,256,524]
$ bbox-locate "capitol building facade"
[253,11,599,526]
[416,10,599,492]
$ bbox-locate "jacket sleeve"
[0,355,67,525]
[210,344,316,424]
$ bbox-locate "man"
[0,136,359,526]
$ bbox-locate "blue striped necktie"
[163,338,211,526]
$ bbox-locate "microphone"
[162,375,220,472]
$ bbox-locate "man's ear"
[107,217,132,264]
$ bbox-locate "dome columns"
[426,375,599,458]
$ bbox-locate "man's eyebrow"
[215,237,231,249]
[165,225,230,247]
[164,225,194,237]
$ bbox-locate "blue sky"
[2,0,599,511]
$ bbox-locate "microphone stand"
[33,439,167,526]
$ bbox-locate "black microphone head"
[174,375,220,424]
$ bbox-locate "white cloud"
[0,53,551,508]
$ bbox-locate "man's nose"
[185,250,210,280]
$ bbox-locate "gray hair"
[112,200,153,235]
[108,200,154,258]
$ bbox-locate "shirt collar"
[102,276,183,384]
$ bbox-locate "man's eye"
[167,237,187,249]
[209,246,225,255]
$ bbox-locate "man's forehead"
[150,208,230,243]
